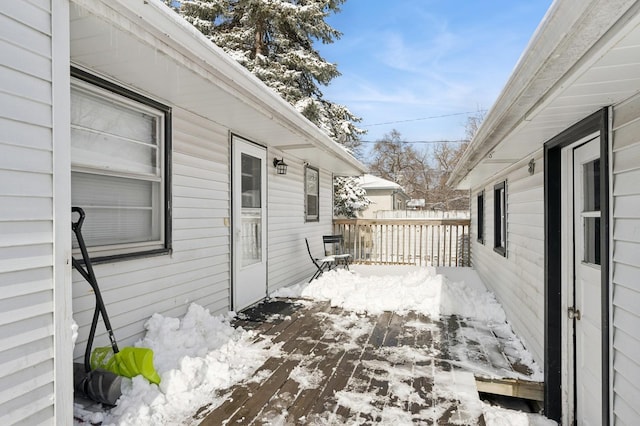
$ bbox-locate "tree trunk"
[254,20,264,58]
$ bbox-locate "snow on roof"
[358,174,404,191]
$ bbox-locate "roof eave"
[448,0,639,189]
[73,0,366,175]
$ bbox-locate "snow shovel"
[72,207,161,386]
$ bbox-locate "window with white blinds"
[305,165,319,222]
[71,74,170,258]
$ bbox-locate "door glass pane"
[241,154,262,266]
[584,217,600,265]
[583,158,600,211]
[241,154,261,208]
[582,158,600,265]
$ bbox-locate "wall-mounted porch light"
[273,157,288,175]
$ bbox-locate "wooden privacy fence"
[333,219,471,267]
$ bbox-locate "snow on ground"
[74,304,282,425]
[482,402,558,426]
[75,266,553,425]
[296,267,506,322]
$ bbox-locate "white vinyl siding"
[267,159,334,294]
[470,152,545,365]
[72,107,231,357]
[610,94,640,425]
[0,1,61,424]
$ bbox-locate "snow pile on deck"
[482,402,557,426]
[299,267,506,322]
[74,304,281,426]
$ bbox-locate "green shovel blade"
[91,346,161,384]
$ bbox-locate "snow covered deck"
[197,293,543,424]
[74,266,551,425]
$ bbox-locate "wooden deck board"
[198,298,542,425]
[304,312,382,421]
[332,313,391,421]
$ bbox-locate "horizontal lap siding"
[267,158,334,293]
[72,107,231,358]
[611,96,640,425]
[470,152,545,365]
[0,2,56,424]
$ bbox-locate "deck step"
[475,376,544,401]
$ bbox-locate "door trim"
[543,108,610,424]
[560,134,599,425]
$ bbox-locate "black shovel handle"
[72,207,119,372]
[72,206,85,233]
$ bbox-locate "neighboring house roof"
[448,0,640,188]
[407,199,426,208]
[358,174,405,191]
[71,0,365,176]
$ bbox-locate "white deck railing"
[333,219,471,267]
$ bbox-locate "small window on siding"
[71,70,171,260]
[305,165,319,222]
[494,181,507,256]
[477,191,484,244]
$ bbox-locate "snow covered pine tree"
[173,0,364,155]
[333,176,371,218]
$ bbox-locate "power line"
[361,110,485,127]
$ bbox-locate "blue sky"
[316,1,553,149]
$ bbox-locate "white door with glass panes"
[572,138,602,425]
[232,136,267,310]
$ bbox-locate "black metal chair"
[305,238,336,282]
[322,235,351,270]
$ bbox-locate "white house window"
[494,181,507,256]
[71,69,171,259]
[477,190,484,244]
[305,165,319,222]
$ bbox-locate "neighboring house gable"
[357,174,409,218]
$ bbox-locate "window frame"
[305,165,320,222]
[477,190,485,244]
[70,67,172,263]
[493,181,507,256]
